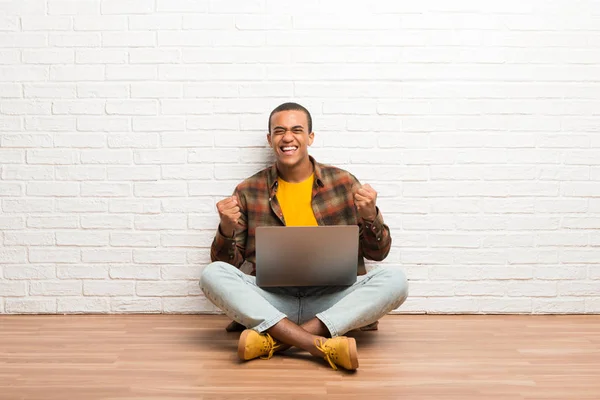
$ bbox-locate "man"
[199,102,408,371]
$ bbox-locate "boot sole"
[237,329,251,361]
[348,337,359,370]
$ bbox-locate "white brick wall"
[1,0,600,314]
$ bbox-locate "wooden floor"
[0,315,599,400]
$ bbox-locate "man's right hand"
[216,195,241,238]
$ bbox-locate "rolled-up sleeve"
[359,207,392,261]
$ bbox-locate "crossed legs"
[199,261,408,369]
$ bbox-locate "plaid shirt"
[210,156,392,275]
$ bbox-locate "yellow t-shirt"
[277,174,318,226]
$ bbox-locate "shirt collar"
[268,155,325,191]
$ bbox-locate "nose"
[282,130,294,142]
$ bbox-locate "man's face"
[267,110,314,168]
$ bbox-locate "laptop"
[255,225,359,287]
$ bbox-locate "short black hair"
[268,102,312,133]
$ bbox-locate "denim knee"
[199,261,231,292]
[377,267,409,308]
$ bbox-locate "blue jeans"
[199,261,409,337]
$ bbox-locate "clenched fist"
[216,195,241,237]
[353,183,378,222]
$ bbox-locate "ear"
[308,131,315,146]
[266,132,272,147]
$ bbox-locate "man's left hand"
[353,183,378,221]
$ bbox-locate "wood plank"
[0,315,599,399]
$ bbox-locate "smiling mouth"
[280,146,298,155]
